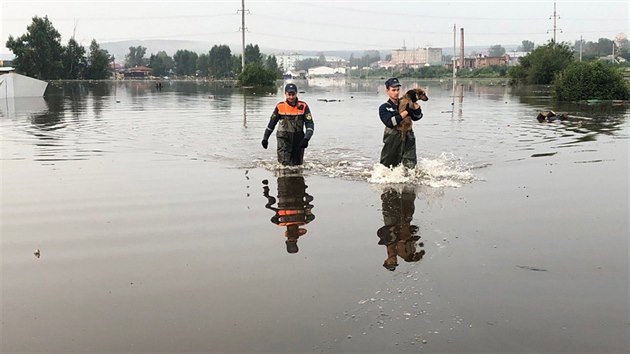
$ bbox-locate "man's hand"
[299,138,309,148]
[406,103,419,116]
[261,139,268,149]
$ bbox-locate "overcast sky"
[1,0,628,55]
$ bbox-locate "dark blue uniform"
[378,99,423,168]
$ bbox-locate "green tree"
[85,39,112,80]
[173,49,198,76]
[265,55,281,77]
[244,44,262,65]
[125,46,147,67]
[508,41,574,85]
[231,54,242,75]
[238,63,275,87]
[197,53,211,76]
[519,40,535,52]
[5,16,64,79]
[149,51,174,77]
[488,45,506,57]
[208,45,232,78]
[62,38,87,79]
[553,61,630,101]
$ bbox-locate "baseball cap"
[385,78,401,88]
[285,83,298,93]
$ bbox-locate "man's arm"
[379,103,403,128]
[406,103,423,121]
[263,106,280,140]
[303,104,314,140]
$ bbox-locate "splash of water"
[254,152,476,188]
[368,153,475,188]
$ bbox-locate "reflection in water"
[377,186,425,271]
[262,173,315,254]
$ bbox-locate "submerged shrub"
[552,61,630,101]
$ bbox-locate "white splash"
[368,153,475,188]
[254,152,476,188]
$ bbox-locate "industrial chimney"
[460,28,465,70]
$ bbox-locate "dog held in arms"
[397,88,429,138]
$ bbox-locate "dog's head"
[406,88,429,102]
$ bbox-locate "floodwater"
[1,79,628,353]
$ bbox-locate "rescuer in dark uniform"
[377,186,425,271]
[378,78,424,168]
[261,83,314,166]
[262,174,315,254]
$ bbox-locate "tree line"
[5,16,281,84]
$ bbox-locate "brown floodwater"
[1,79,628,353]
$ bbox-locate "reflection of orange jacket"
[263,176,315,227]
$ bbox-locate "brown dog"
[398,88,429,138]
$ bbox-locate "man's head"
[385,77,401,100]
[285,83,298,103]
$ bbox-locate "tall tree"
[231,54,242,75]
[508,41,574,85]
[149,51,174,77]
[244,44,262,65]
[62,38,87,79]
[519,40,535,52]
[197,53,211,77]
[125,46,147,67]
[488,45,506,57]
[173,50,198,76]
[208,45,232,78]
[265,55,281,77]
[85,39,112,80]
[5,16,64,79]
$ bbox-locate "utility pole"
[548,2,562,44]
[579,35,583,62]
[237,0,249,72]
[612,42,616,64]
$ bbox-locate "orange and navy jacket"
[263,99,314,139]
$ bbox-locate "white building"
[391,47,443,68]
[307,66,346,77]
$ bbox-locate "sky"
[1,0,628,56]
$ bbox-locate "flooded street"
[1,79,628,353]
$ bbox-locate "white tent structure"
[0,72,48,98]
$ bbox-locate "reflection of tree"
[89,82,111,117]
[377,186,425,271]
[262,174,315,254]
[29,95,64,130]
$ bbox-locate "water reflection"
[262,172,315,254]
[377,186,425,271]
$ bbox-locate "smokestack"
[460,28,465,70]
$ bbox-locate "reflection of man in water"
[263,174,315,253]
[377,187,425,271]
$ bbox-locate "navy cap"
[385,77,401,88]
[284,83,298,93]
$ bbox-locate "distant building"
[307,66,346,77]
[276,53,305,72]
[475,54,509,68]
[376,60,396,69]
[124,66,152,78]
[391,47,443,68]
[324,56,347,68]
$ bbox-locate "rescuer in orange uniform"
[261,83,314,166]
